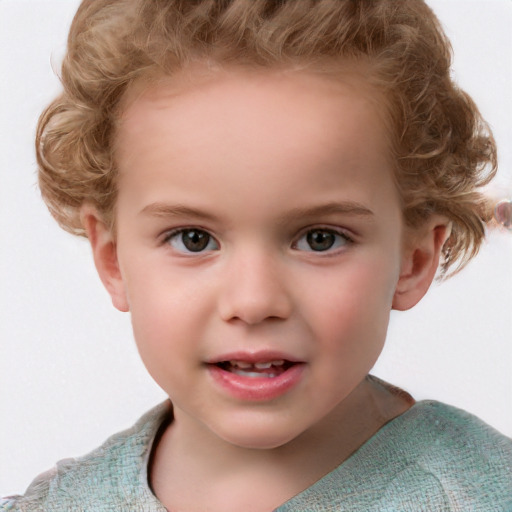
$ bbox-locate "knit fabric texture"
[2,398,512,511]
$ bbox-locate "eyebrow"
[281,202,375,223]
[140,203,220,222]
[140,201,374,224]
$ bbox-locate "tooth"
[254,362,272,369]
[232,369,266,378]
[230,360,252,369]
[271,360,284,366]
[232,369,277,378]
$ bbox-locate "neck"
[150,376,412,512]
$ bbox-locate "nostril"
[219,298,292,325]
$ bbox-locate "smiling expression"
[105,67,410,449]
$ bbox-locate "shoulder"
[1,402,170,512]
[376,401,512,510]
[403,400,512,467]
[279,400,512,512]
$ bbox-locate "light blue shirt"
[2,396,512,511]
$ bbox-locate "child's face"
[104,67,411,449]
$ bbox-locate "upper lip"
[206,350,304,365]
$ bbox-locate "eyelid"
[293,224,355,241]
[160,225,213,241]
[160,226,220,252]
[292,225,355,252]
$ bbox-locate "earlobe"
[80,205,129,312]
[392,220,451,311]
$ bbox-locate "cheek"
[128,289,197,394]
[124,267,216,362]
[305,256,398,355]
[119,267,182,351]
[319,256,398,315]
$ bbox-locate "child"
[2,0,511,510]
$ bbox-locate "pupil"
[183,230,209,252]
[307,230,335,251]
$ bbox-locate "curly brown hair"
[36,0,497,276]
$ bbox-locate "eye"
[294,228,351,252]
[164,228,219,253]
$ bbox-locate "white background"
[1,0,511,496]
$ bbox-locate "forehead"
[115,65,399,220]
[119,62,390,135]
[118,64,391,163]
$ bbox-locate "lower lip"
[207,364,305,401]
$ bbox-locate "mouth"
[214,359,295,378]
[206,354,305,401]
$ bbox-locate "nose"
[218,249,292,325]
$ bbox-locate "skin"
[82,66,448,511]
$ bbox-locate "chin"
[227,435,297,451]
[213,421,305,450]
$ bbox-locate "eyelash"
[292,227,354,253]
[161,228,219,253]
[160,226,354,254]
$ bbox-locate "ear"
[392,218,452,311]
[80,205,129,312]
